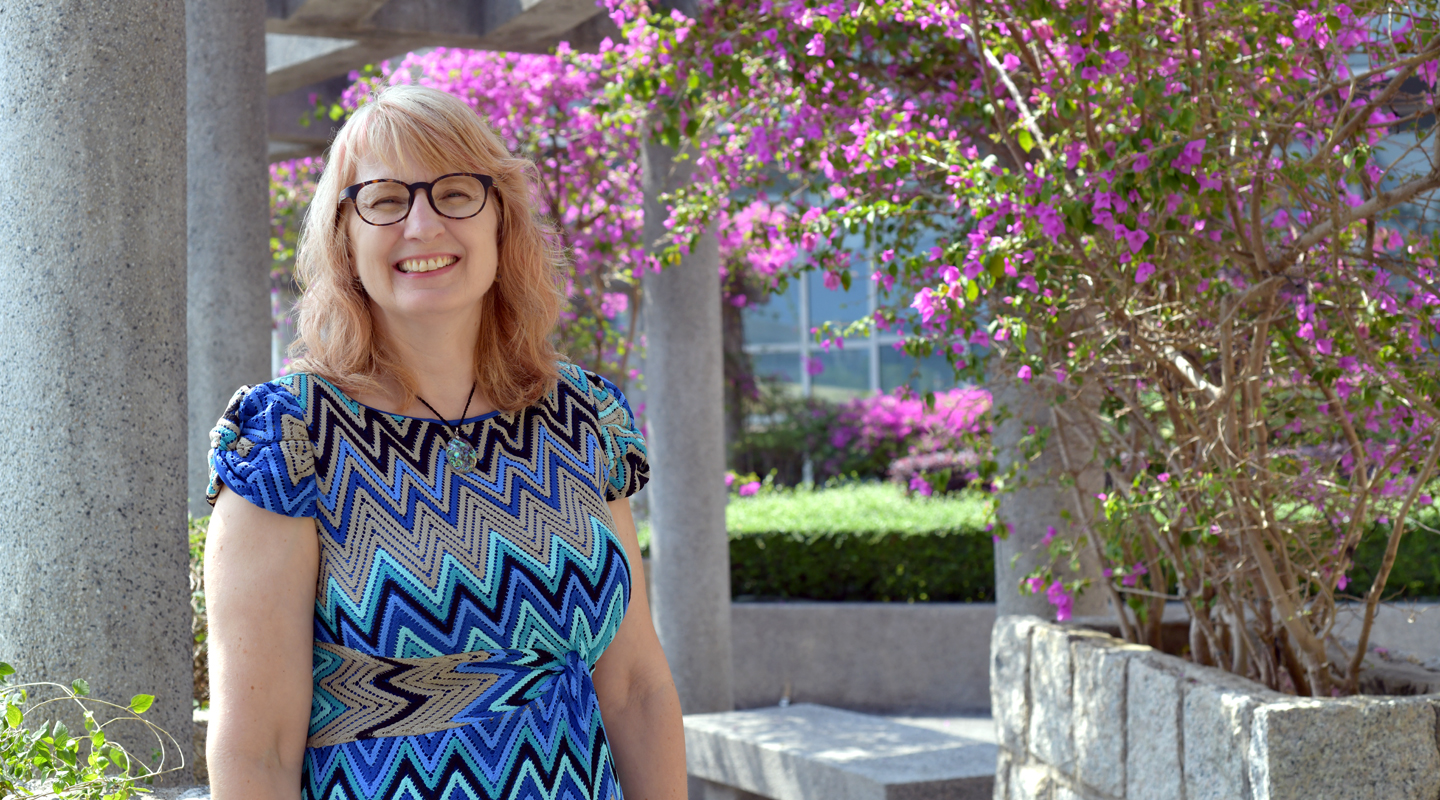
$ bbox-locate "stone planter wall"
[991,615,1440,800]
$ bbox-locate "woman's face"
[345,154,500,327]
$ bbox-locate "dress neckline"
[306,374,503,426]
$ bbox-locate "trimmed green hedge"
[631,485,1440,603]
[1352,509,1440,600]
[639,483,995,602]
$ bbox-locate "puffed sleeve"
[207,382,319,518]
[586,371,650,501]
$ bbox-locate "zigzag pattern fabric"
[209,362,646,800]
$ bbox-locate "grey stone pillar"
[187,0,272,519]
[641,139,734,720]
[991,370,1107,618]
[0,0,192,773]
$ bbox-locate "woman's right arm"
[204,486,319,800]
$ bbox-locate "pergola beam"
[263,0,616,155]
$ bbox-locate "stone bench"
[684,703,997,800]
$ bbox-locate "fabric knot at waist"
[307,641,592,748]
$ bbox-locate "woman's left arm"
[591,497,687,800]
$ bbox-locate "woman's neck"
[365,306,494,420]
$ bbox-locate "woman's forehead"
[350,152,464,184]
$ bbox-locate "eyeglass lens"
[355,176,488,225]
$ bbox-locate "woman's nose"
[403,188,446,239]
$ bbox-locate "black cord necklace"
[416,382,479,473]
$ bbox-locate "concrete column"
[991,370,1107,618]
[187,0,272,519]
[0,0,192,771]
[641,139,734,719]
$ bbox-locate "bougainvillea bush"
[595,0,1440,696]
[728,385,990,485]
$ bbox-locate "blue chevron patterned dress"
[207,362,646,800]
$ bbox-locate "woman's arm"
[204,487,319,800]
[591,498,687,800]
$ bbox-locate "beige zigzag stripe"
[308,642,505,748]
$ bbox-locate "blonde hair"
[289,83,564,412]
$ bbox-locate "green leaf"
[71,679,89,697]
[1017,129,1035,153]
[0,663,14,678]
[5,703,21,729]
[128,695,154,715]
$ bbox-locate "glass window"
[811,348,870,399]
[742,286,801,345]
[752,351,804,391]
[880,346,961,394]
[809,265,870,327]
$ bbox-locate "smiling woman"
[290,84,566,414]
[202,84,685,800]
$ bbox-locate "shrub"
[728,483,994,601]
[189,515,208,710]
[886,450,982,497]
[730,384,992,485]
[640,483,996,601]
[1352,508,1440,600]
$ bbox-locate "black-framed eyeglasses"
[339,173,494,226]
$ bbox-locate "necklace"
[416,382,479,473]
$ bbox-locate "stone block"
[1125,657,1182,800]
[1181,662,1274,800]
[994,746,1015,800]
[1010,760,1055,800]
[684,703,996,800]
[1051,783,1088,800]
[1028,623,1075,770]
[1072,638,1143,798]
[1249,696,1440,800]
[992,616,1038,753]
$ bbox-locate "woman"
[203,83,685,800]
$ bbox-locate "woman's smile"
[394,254,460,274]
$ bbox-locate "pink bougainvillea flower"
[1046,580,1074,621]
[1018,365,1033,383]
[804,33,825,57]
[1135,262,1156,283]
[738,481,761,497]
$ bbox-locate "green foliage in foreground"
[639,483,995,602]
[0,662,176,799]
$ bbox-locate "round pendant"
[445,437,478,473]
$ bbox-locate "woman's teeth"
[397,256,458,273]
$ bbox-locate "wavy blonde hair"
[289,83,564,412]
